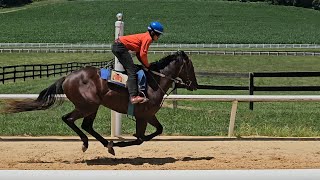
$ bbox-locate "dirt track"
[1,136,320,170]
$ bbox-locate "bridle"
[144,58,193,106]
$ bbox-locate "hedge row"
[271,0,320,9]
[314,0,320,10]
[0,0,32,8]
[234,0,320,10]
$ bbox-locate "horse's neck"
[147,57,181,102]
[157,63,180,94]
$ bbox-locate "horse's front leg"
[108,118,148,154]
[142,115,163,141]
[132,115,163,141]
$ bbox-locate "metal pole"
[111,13,124,137]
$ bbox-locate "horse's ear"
[176,50,184,56]
[178,51,189,62]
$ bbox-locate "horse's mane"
[150,51,186,71]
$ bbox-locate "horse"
[2,50,198,155]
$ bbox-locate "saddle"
[100,67,147,118]
[100,67,147,96]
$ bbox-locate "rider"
[112,21,164,104]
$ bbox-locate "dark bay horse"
[2,50,198,155]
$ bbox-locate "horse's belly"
[101,90,129,114]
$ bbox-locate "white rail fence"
[1,49,320,56]
[1,43,320,49]
[1,94,320,137]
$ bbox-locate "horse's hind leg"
[81,111,110,152]
[62,109,88,152]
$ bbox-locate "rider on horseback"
[112,21,164,104]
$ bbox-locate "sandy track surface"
[1,136,320,170]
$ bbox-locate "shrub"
[293,0,303,6]
[284,0,293,5]
[0,0,32,8]
[271,0,282,5]
[271,0,314,8]
[313,0,320,10]
[303,0,314,7]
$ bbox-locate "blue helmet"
[148,21,164,34]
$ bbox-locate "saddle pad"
[100,68,127,87]
[100,68,111,80]
[100,68,147,94]
[99,67,147,118]
[109,70,128,87]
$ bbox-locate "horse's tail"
[2,77,66,114]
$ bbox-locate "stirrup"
[139,91,149,103]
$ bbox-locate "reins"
[143,61,191,107]
[112,52,193,107]
[144,68,176,107]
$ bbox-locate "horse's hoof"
[107,141,113,148]
[108,147,115,156]
[82,145,88,152]
[107,141,115,156]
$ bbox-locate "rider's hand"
[148,63,159,72]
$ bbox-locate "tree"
[313,0,320,10]
[0,0,32,8]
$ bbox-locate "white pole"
[114,13,125,71]
[111,13,124,137]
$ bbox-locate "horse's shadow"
[82,156,214,166]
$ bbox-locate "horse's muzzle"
[186,82,197,91]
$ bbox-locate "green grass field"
[0,0,320,44]
[1,52,320,137]
[1,0,320,137]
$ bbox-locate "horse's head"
[174,51,198,91]
[150,51,198,91]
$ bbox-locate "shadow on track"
[83,156,214,166]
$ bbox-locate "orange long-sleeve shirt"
[119,32,152,67]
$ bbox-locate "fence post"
[173,88,178,109]
[249,72,254,110]
[32,66,35,79]
[53,64,56,77]
[228,100,238,137]
[66,63,70,74]
[13,67,16,82]
[71,63,74,72]
[46,65,49,77]
[111,13,124,138]
[39,65,42,78]
[2,67,4,84]
[23,65,26,81]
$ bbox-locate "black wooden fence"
[176,71,320,110]
[249,72,320,110]
[2,64,320,111]
[0,61,111,84]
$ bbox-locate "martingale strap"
[127,102,135,120]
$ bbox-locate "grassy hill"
[0,0,319,44]
[1,0,320,137]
